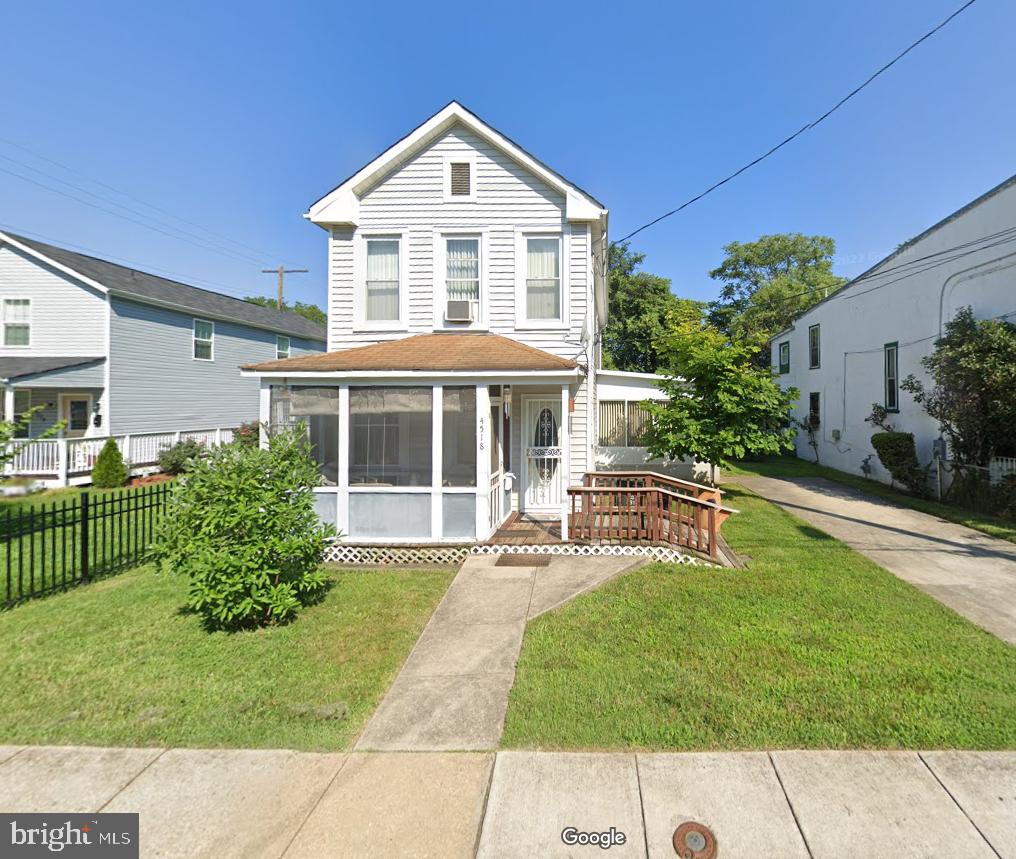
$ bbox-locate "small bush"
[157,439,207,475]
[91,438,129,488]
[233,420,260,449]
[153,426,332,630]
[871,431,929,497]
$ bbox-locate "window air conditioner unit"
[445,299,475,323]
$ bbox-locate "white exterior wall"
[0,242,106,356]
[773,178,1016,483]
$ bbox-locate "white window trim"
[433,229,488,331]
[353,230,409,332]
[443,153,476,203]
[276,335,291,360]
[2,297,32,348]
[515,227,569,330]
[193,318,214,361]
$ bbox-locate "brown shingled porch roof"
[244,332,579,373]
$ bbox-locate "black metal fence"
[1,482,171,607]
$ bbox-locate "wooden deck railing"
[567,471,736,559]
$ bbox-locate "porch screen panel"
[269,385,292,432]
[291,386,339,486]
[526,238,561,319]
[350,387,432,486]
[442,386,476,487]
[442,493,476,540]
[349,493,431,539]
[366,239,400,321]
[598,401,626,445]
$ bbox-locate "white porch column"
[475,383,491,541]
[431,384,443,540]
[337,385,350,538]
[258,380,271,449]
[560,383,570,542]
[3,385,14,424]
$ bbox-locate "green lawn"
[726,456,1016,545]
[0,564,452,750]
[501,486,1016,751]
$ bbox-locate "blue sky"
[0,0,1012,309]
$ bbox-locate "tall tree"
[707,233,845,343]
[602,242,690,373]
[645,317,798,480]
[244,296,327,327]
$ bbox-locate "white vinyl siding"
[193,319,214,360]
[327,125,589,357]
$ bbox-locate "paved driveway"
[737,476,1016,644]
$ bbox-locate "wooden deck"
[486,513,562,545]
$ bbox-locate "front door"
[59,394,91,439]
[523,398,562,514]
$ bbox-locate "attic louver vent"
[450,162,471,196]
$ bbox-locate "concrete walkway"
[355,553,640,751]
[1,745,1013,857]
[738,476,1016,644]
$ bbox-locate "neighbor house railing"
[4,427,236,487]
[567,471,736,559]
[989,455,1016,486]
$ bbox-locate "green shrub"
[870,431,929,497]
[157,439,207,475]
[153,426,332,630]
[233,420,261,449]
[91,438,129,488]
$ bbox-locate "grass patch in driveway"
[501,487,1016,751]
[0,564,452,751]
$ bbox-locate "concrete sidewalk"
[1,745,1013,858]
[355,553,640,751]
[738,475,1016,644]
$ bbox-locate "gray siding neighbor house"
[0,231,325,483]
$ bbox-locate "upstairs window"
[778,341,790,374]
[808,324,821,369]
[3,299,30,347]
[446,238,480,303]
[193,319,214,360]
[526,236,561,321]
[276,335,291,360]
[885,342,899,412]
[365,238,401,322]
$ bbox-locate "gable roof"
[769,171,1016,341]
[244,332,579,373]
[306,101,608,226]
[0,232,327,341]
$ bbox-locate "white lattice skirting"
[322,540,716,568]
[470,543,717,566]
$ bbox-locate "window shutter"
[449,162,471,196]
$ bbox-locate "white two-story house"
[245,102,675,544]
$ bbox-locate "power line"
[0,135,285,262]
[614,0,979,244]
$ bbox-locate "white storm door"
[523,397,563,513]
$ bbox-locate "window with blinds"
[599,400,653,446]
[449,162,471,196]
[365,238,401,322]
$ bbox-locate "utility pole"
[261,265,308,310]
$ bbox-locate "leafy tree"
[902,307,1016,465]
[707,233,845,345]
[644,318,799,480]
[91,438,129,488]
[602,243,692,373]
[244,296,327,327]
[154,426,332,630]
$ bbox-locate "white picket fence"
[989,455,1016,486]
[3,427,236,487]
